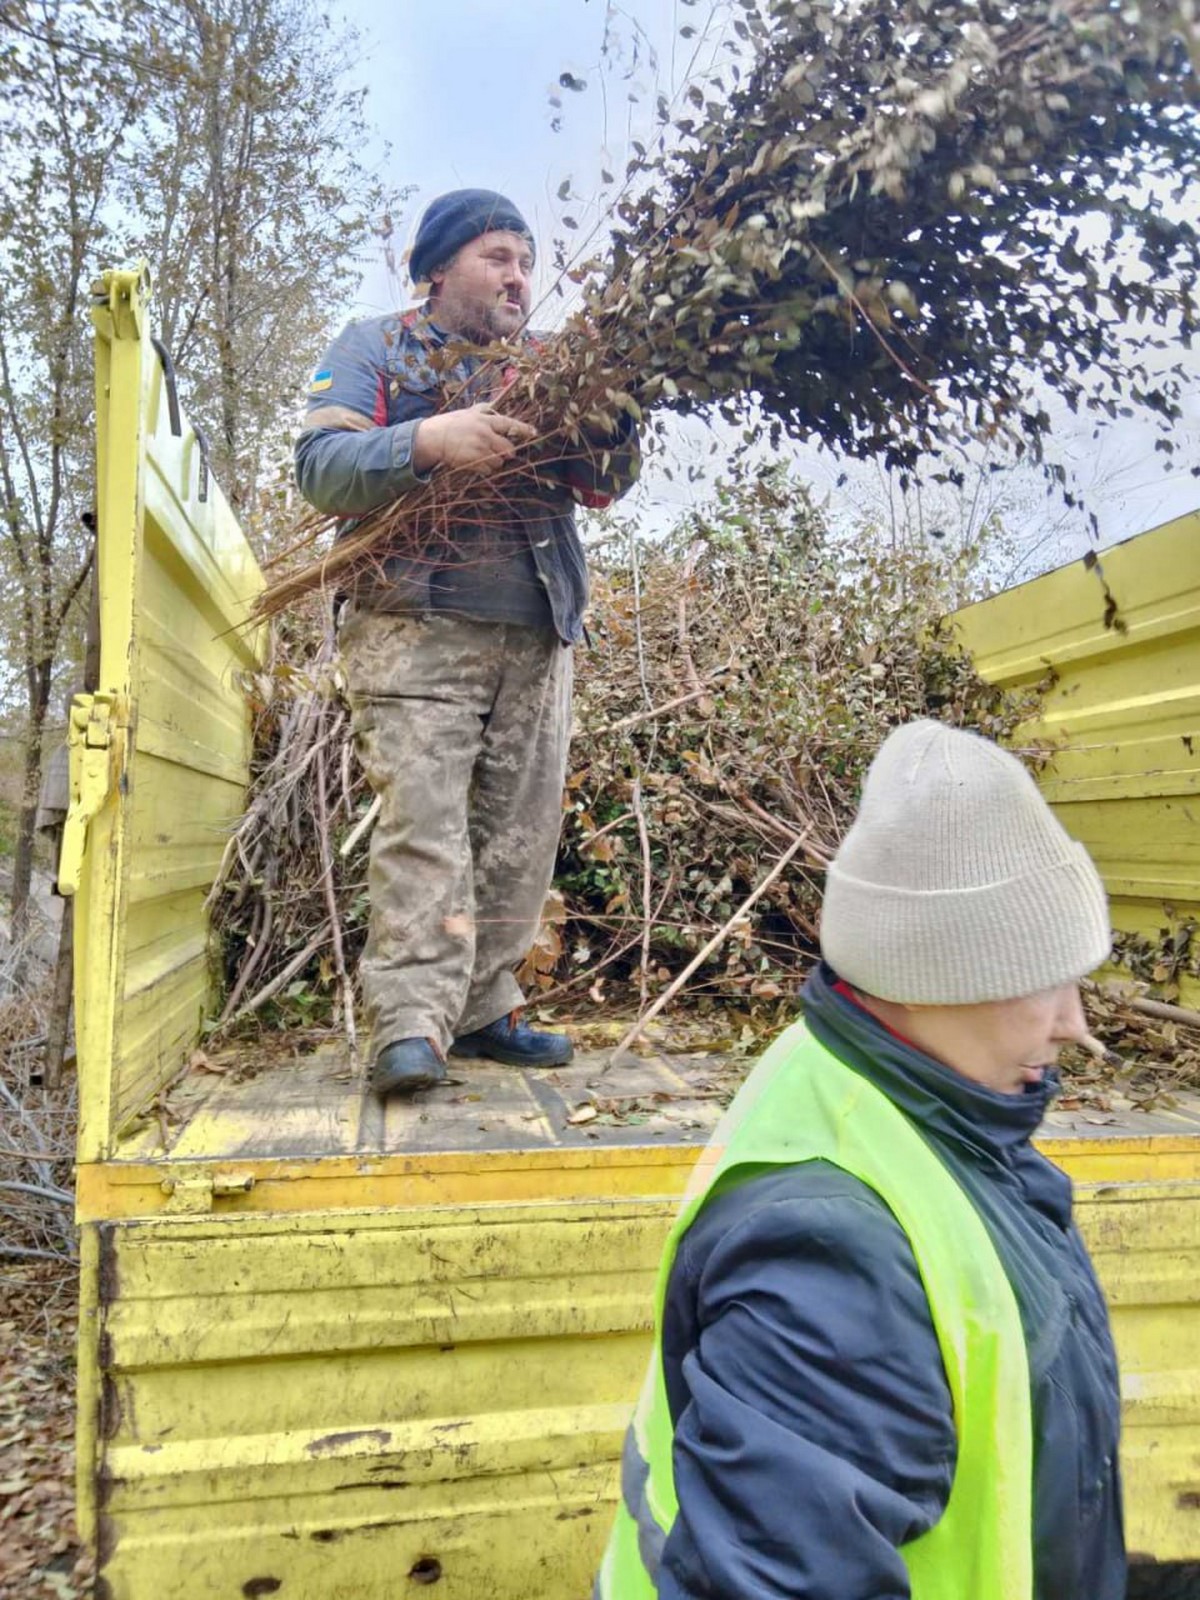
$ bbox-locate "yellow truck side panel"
[67,268,264,1162]
[953,513,1200,994]
[86,1200,671,1600]
[82,1179,1200,1598]
[1084,1182,1200,1562]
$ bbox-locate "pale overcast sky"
[335,0,695,320]
[329,0,1199,571]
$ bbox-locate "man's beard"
[443,292,526,344]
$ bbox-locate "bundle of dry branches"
[542,474,1031,1022]
[258,0,1198,616]
[207,611,367,1045]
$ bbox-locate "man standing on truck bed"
[295,189,638,1097]
[598,719,1124,1600]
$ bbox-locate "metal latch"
[160,1171,256,1214]
[59,692,121,897]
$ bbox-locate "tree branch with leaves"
[258,0,1198,616]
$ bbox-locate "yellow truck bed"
[75,1040,1200,1598]
[88,1037,1200,1197]
[66,270,1200,1597]
[76,1037,1200,1598]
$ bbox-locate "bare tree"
[0,0,396,930]
[0,0,146,938]
[128,0,400,507]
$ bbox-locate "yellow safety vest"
[596,1020,1033,1599]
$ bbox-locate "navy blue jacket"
[659,963,1124,1600]
[293,311,639,643]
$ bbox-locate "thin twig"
[577,810,634,851]
[340,724,356,818]
[594,685,712,738]
[1129,996,1200,1031]
[605,829,810,1069]
[677,545,704,698]
[726,784,833,867]
[629,523,652,710]
[314,740,357,1060]
[227,920,333,1022]
[340,793,381,859]
[1079,1032,1127,1071]
[535,873,679,1007]
[630,778,653,1011]
[0,1179,75,1206]
[216,884,275,1024]
[810,243,944,402]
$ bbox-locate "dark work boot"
[450,1011,573,1068]
[370,1037,447,1097]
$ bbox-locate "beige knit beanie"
[819,720,1111,1005]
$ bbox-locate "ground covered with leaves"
[0,954,88,1598]
[0,1267,91,1600]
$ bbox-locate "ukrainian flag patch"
[309,368,333,393]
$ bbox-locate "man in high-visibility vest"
[597,719,1124,1600]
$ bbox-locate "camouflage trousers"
[339,611,573,1061]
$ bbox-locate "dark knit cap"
[409,189,534,283]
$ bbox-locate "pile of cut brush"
[1066,978,1200,1106]
[210,470,1035,1047]
[212,471,1200,1091]
[259,0,1198,616]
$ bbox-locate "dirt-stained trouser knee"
[339,611,572,1060]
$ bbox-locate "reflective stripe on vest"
[596,1020,1034,1600]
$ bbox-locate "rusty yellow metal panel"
[1076,1181,1200,1562]
[69,1119,1200,1221]
[83,1173,1200,1597]
[75,1145,704,1221]
[64,267,265,1161]
[952,512,1200,999]
[87,1200,674,1599]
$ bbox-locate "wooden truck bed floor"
[108,1034,1200,1168]
[110,1042,744,1163]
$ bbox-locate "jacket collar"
[801,962,1072,1222]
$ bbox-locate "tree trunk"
[9,681,51,941]
[43,559,96,1086]
[43,896,74,1089]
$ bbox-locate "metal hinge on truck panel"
[91,264,147,342]
[59,692,124,897]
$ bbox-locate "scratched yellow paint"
[64,266,264,1163]
[83,1181,1200,1597]
[953,512,1200,1003]
[68,279,1200,1596]
[70,1128,1200,1223]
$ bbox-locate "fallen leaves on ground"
[0,1266,92,1600]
